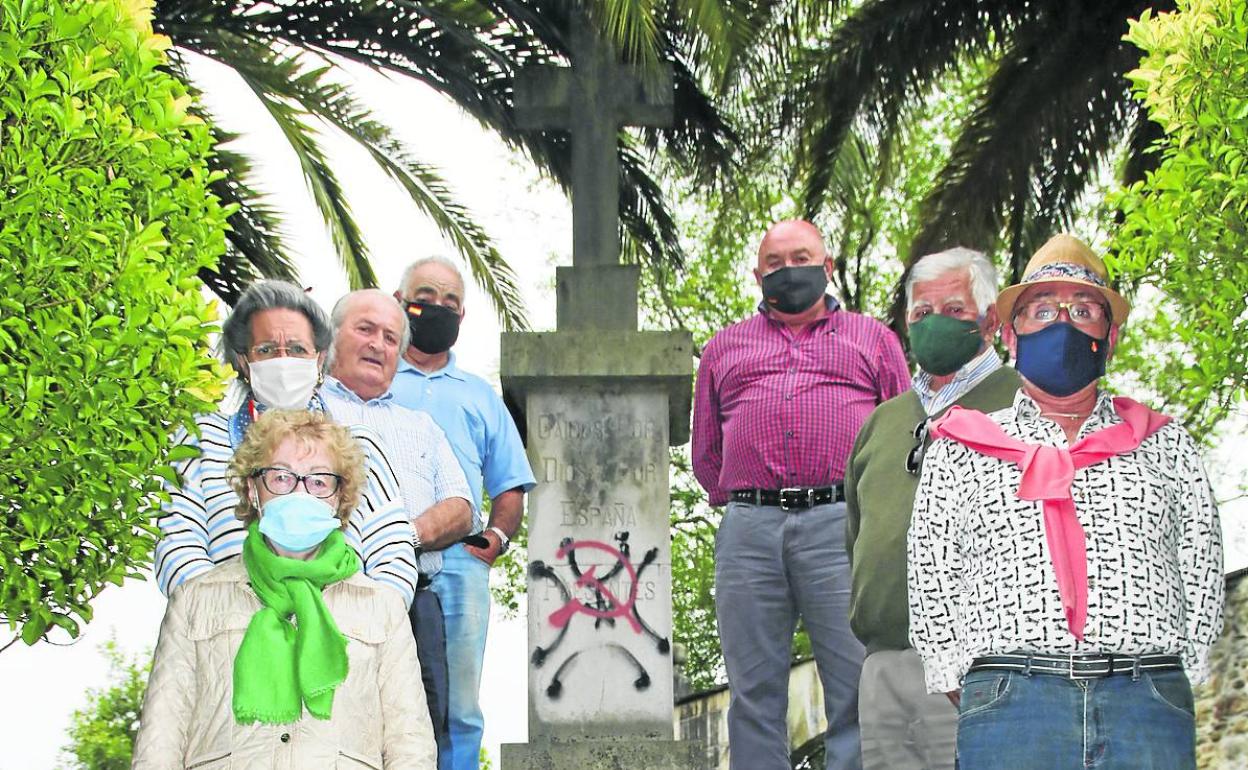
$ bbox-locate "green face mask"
[908,313,983,376]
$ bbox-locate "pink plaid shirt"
[693,300,910,506]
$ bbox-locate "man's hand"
[466,528,506,567]
[412,496,472,550]
[466,488,526,568]
[945,689,960,708]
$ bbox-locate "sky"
[3,38,1248,770]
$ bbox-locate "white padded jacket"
[131,559,435,770]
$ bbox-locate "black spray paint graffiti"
[529,531,669,699]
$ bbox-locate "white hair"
[328,288,411,365]
[905,247,999,313]
[398,255,466,298]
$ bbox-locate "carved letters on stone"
[525,388,674,738]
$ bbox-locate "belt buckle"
[779,487,812,511]
[1068,653,1113,680]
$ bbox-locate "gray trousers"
[715,501,863,770]
[859,648,957,770]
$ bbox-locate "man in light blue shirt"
[392,257,536,770]
[323,288,475,764]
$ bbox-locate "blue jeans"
[715,501,863,770]
[430,544,492,770]
[956,667,1196,769]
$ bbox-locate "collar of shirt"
[913,346,1003,415]
[1010,387,1118,437]
[755,293,842,326]
[321,375,395,406]
[396,351,468,382]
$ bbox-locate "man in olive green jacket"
[845,247,1020,770]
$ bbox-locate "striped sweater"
[152,405,420,606]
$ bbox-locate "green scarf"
[233,522,360,724]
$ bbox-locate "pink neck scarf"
[929,396,1170,639]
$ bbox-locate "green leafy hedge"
[0,0,228,645]
[1110,0,1248,436]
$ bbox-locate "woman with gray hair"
[218,279,336,409]
[153,280,422,607]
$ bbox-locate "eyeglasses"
[249,341,316,359]
[1015,300,1109,325]
[251,467,342,499]
[905,419,929,475]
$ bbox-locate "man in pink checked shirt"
[692,219,910,770]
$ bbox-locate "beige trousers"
[859,648,958,770]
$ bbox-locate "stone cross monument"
[500,10,698,770]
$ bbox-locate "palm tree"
[153,1,737,328]
[755,0,1170,326]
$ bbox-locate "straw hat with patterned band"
[996,234,1131,326]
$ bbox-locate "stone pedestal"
[502,737,702,770]
[500,329,696,769]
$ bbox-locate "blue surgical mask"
[257,493,341,552]
[1014,322,1108,397]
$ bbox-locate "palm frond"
[636,47,738,186]
[196,29,528,329]
[202,140,300,304]
[592,0,664,68]
[1121,99,1165,189]
[155,0,738,274]
[164,50,295,305]
[823,127,899,312]
[376,157,530,331]
[648,0,777,90]
[909,14,1145,268]
[226,41,376,290]
[892,9,1149,327]
[619,135,682,271]
[714,0,842,106]
[208,141,295,280]
[791,0,1031,216]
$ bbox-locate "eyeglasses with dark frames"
[905,419,930,476]
[251,467,343,499]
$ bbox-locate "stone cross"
[515,13,674,333]
[515,14,674,270]
[501,9,698,770]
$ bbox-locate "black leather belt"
[967,652,1183,680]
[730,486,845,510]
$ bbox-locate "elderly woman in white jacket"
[133,410,435,769]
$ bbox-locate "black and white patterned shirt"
[907,389,1224,693]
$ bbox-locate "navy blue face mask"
[1014,322,1108,397]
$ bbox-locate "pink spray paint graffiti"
[530,531,669,698]
[547,538,643,632]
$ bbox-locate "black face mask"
[404,301,461,354]
[761,265,828,314]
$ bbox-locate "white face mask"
[247,357,320,410]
